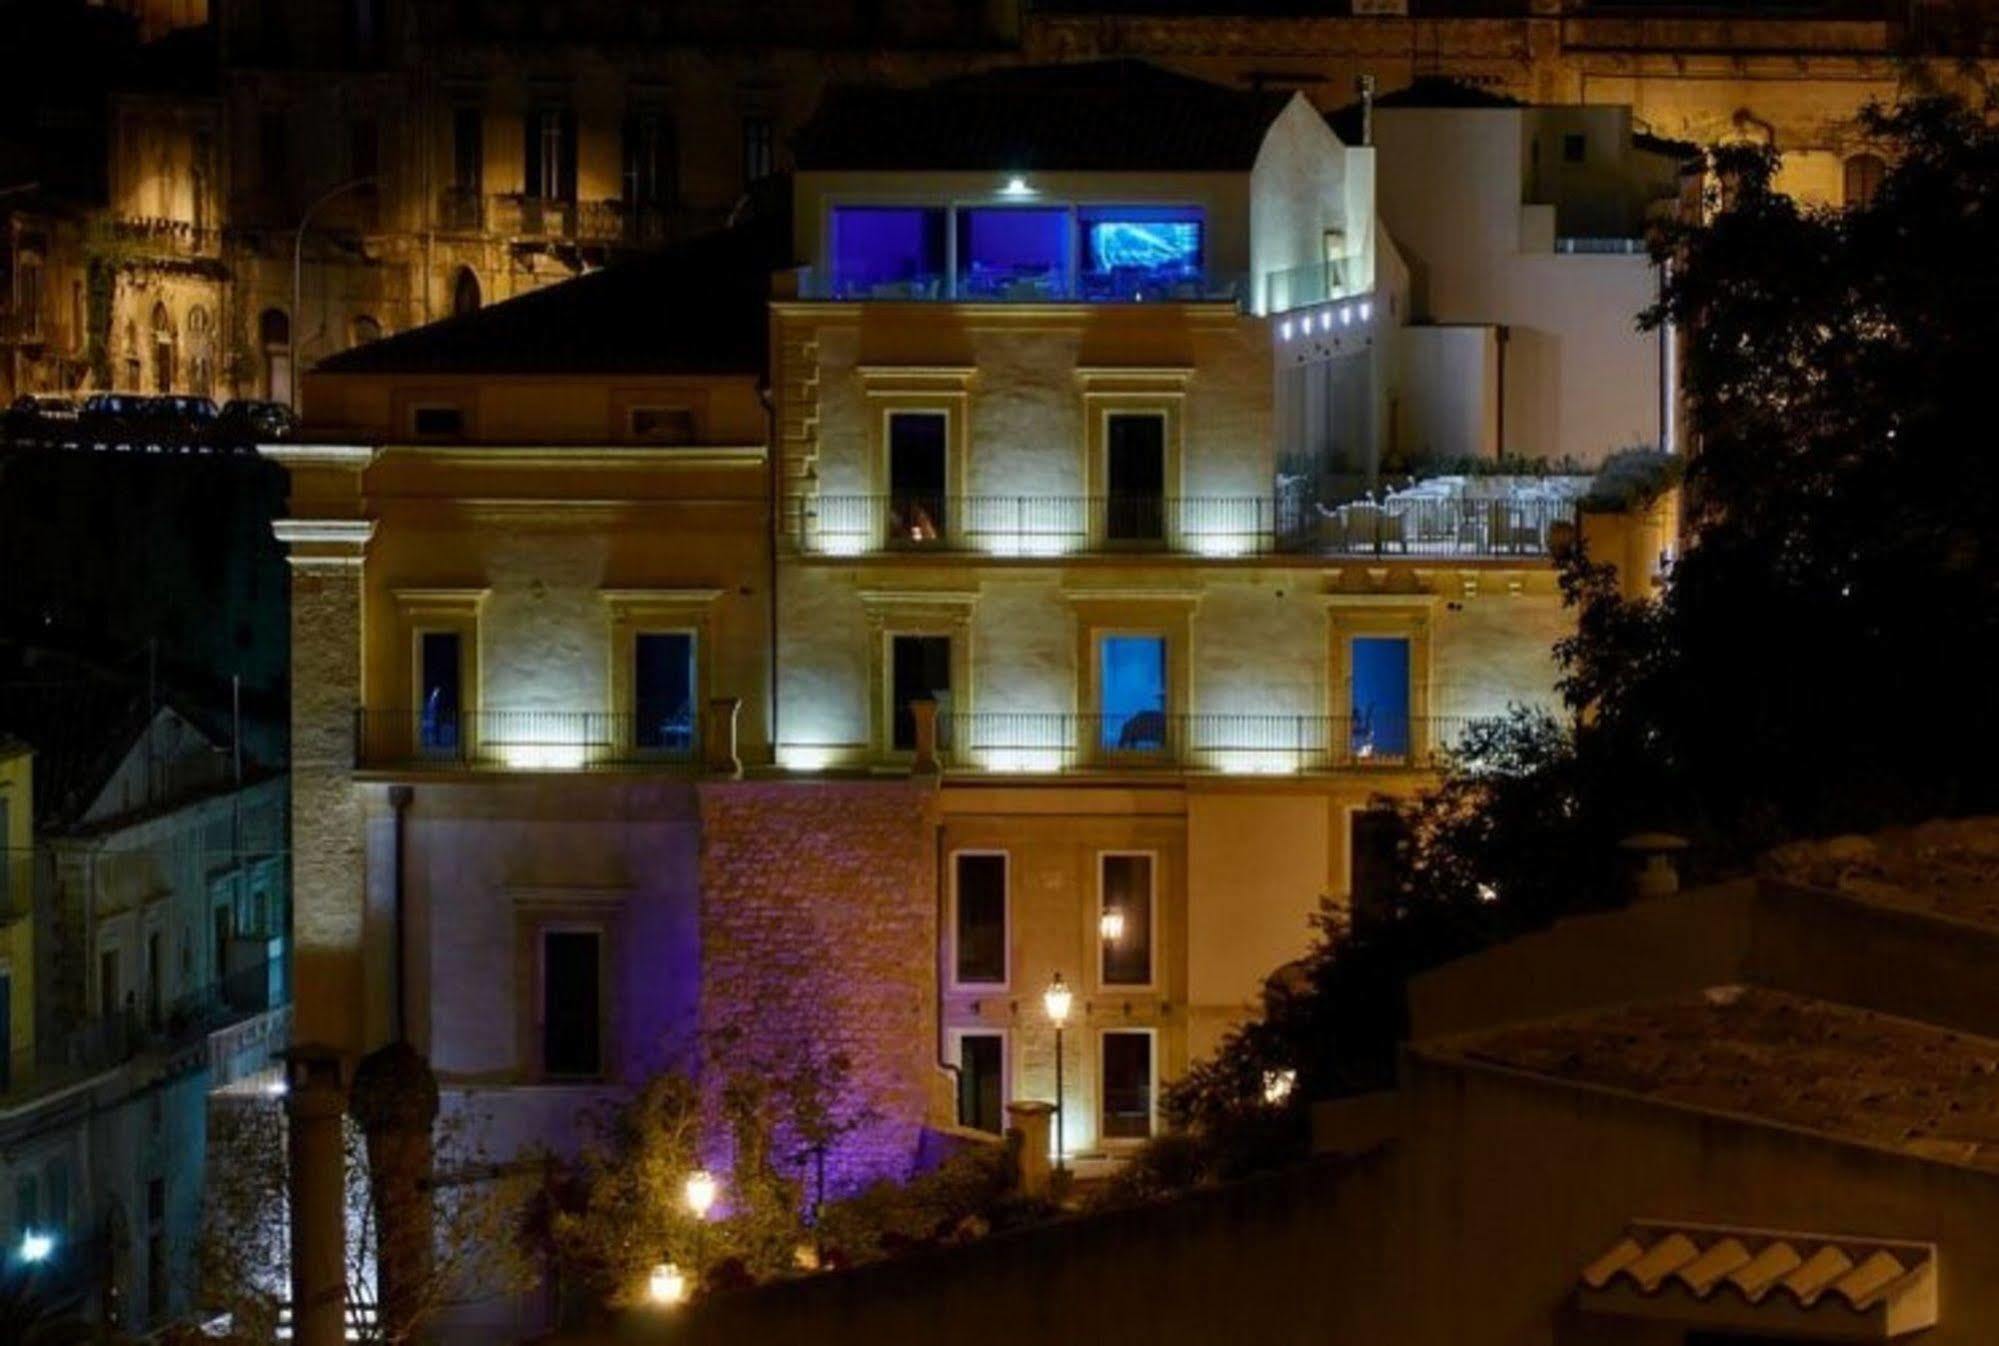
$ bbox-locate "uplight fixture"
[647,1261,687,1306]
[1099,908,1126,943]
[684,1169,719,1220]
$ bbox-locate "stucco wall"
[698,780,945,1194]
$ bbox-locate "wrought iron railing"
[798,493,1578,559]
[354,709,700,772]
[936,713,1475,773]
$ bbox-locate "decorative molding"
[396,445,768,468]
[857,365,979,391]
[258,443,377,468]
[393,588,489,613]
[273,518,376,548]
[600,588,727,610]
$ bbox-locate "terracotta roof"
[1433,986,1999,1170]
[793,60,1290,173]
[1580,1221,1938,1339]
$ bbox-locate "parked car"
[138,395,220,446]
[80,393,151,444]
[214,399,298,447]
[3,394,81,442]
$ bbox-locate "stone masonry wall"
[697,780,944,1197]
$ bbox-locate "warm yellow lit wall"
[304,371,769,447]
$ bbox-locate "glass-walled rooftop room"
[815,202,1238,303]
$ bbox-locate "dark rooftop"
[1431,986,1999,1171]
[312,219,784,378]
[793,60,1292,174]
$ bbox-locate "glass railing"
[1263,258,1354,313]
[794,267,1247,305]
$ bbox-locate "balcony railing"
[799,493,1578,559]
[355,709,699,772]
[1263,258,1354,313]
[794,267,1248,305]
[937,713,1475,774]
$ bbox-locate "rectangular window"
[452,106,484,193]
[15,1176,35,1236]
[956,206,1069,300]
[1350,636,1411,760]
[1099,854,1154,986]
[1349,807,1407,925]
[418,631,463,751]
[412,405,464,438]
[1079,205,1203,300]
[886,410,947,543]
[541,929,603,1078]
[889,634,951,752]
[524,107,573,202]
[633,632,695,753]
[622,107,675,206]
[1105,413,1166,542]
[99,948,119,1021]
[629,407,695,444]
[829,206,946,299]
[1101,1030,1155,1142]
[741,113,773,186]
[955,1032,1005,1135]
[1098,635,1168,752]
[952,853,1007,986]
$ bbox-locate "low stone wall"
[696,779,943,1196]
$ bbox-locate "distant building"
[0,680,287,1334]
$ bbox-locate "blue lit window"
[1080,206,1203,300]
[634,632,695,752]
[418,631,462,752]
[1350,637,1411,760]
[1099,635,1168,751]
[956,207,1069,300]
[830,207,946,299]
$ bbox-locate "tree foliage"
[1166,93,1999,1152]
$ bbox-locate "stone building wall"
[697,780,946,1196]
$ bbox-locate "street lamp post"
[1042,972,1073,1174]
[291,175,376,415]
[683,1168,718,1290]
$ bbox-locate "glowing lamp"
[1262,1069,1297,1106]
[683,1169,719,1220]
[1001,176,1035,198]
[1339,304,1353,326]
[779,745,835,771]
[1476,883,1499,905]
[1042,972,1073,1028]
[1359,300,1373,321]
[1099,908,1126,943]
[1279,320,1293,341]
[647,1261,687,1306]
[19,1231,54,1264]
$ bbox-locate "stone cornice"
[258,443,378,468]
[273,519,375,568]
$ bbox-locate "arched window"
[149,300,174,392]
[123,319,141,391]
[451,267,481,317]
[187,305,215,398]
[1844,152,1886,209]
[350,314,382,346]
[259,307,292,406]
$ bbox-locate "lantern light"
[1099,908,1126,943]
[1042,972,1073,1027]
[647,1261,687,1307]
[684,1169,719,1220]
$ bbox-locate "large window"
[956,207,1068,300]
[830,207,946,299]
[1100,1030,1155,1142]
[541,929,603,1078]
[1098,635,1167,752]
[890,634,952,752]
[952,853,1007,987]
[1350,636,1411,760]
[954,1031,1005,1135]
[1349,807,1407,925]
[741,113,774,186]
[1099,853,1154,987]
[418,630,463,751]
[524,107,575,202]
[1080,205,1203,299]
[451,106,483,193]
[1105,413,1167,542]
[633,632,695,753]
[887,410,948,543]
[623,106,676,207]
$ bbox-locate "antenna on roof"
[1358,74,1377,148]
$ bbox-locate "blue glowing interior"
[830,206,946,296]
[1081,207,1204,277]
[1350,637,1411,757]
[957,207,1069,297]
[635,632,695,750]
[1100,635,1168,750]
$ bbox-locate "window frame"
[946,1026,1010,1135]
[1091,629,1173,763]
[394,589,486,757]
[1097,1026,1158,1147]
[948,849,1010,991]
[1079,370,1188,552]
[534,922,607,1082]
[602,589,722,761]
[1095,850,1159,992]
[860,588,977,765]
[1326,601,1434,767]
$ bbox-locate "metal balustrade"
[798,493,1578,559]
[937,712,1477,773]
[354,709,699,772]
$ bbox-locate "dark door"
[957,1034,1004,1135]
[891,634,951,751]
[1106,414,1166,542]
